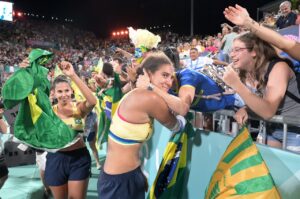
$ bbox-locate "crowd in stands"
[1,1,300,198]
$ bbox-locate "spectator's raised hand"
[136,69,150,90]
[126,64,137,83]
[224,4,251,27]
[59,61,75,77]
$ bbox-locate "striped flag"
[148,121,194,199]
[205,126,281,199]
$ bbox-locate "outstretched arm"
[224,4,300,60]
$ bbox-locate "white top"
[185,56,213,70]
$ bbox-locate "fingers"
[59,61,72,70]
[238,115,248,125]
[19,58,30,68]
[235,4,244,11]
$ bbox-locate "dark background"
[11,0,274,38]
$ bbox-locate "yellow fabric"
[71,81,85,102]
[28,89,42,124]
[109,95,153,145]
[52,102,84,131]
[205,127,281,199]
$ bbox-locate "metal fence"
[190,109,300,152]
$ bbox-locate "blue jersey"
[171,68,236,112]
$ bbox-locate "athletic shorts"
[45,147,91,186]
[97,166,147,199]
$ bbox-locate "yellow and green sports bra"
[52,102,84,132]
[109,97,153,145]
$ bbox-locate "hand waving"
[224,4,251,27]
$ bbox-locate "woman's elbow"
[88,96,97,107]
[261,111,276,120]
[178,106,190,116]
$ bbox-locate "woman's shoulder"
[265,59,293,86]
[266,58,292,77]
[271,60,292,74]
[125,88,163,104]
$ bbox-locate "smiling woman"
[45,61,97,199]
[222,32,300,153]
[98,52,186,199]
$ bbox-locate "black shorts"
[97,166,147,199]
[45,147,91,186]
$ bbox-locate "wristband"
[171,120,181,133]
[171,115,186,133]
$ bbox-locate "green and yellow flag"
[205,126,281,199]
[2,49,80,151]
[148,121,194,199]
[97,73,123,145]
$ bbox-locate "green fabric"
[235,174,276,195]
[148,121,194,199]
[97,73,123,144]
[222,136,253,164]
[2,48,79,151]
[205,126,281,199]
[230,154,263,175]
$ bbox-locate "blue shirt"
[171,68,236,112]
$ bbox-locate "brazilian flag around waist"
[2,49,79,152]
[205,126,281,199]
[148,121,194,199]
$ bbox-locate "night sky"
[11,0,274,38]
